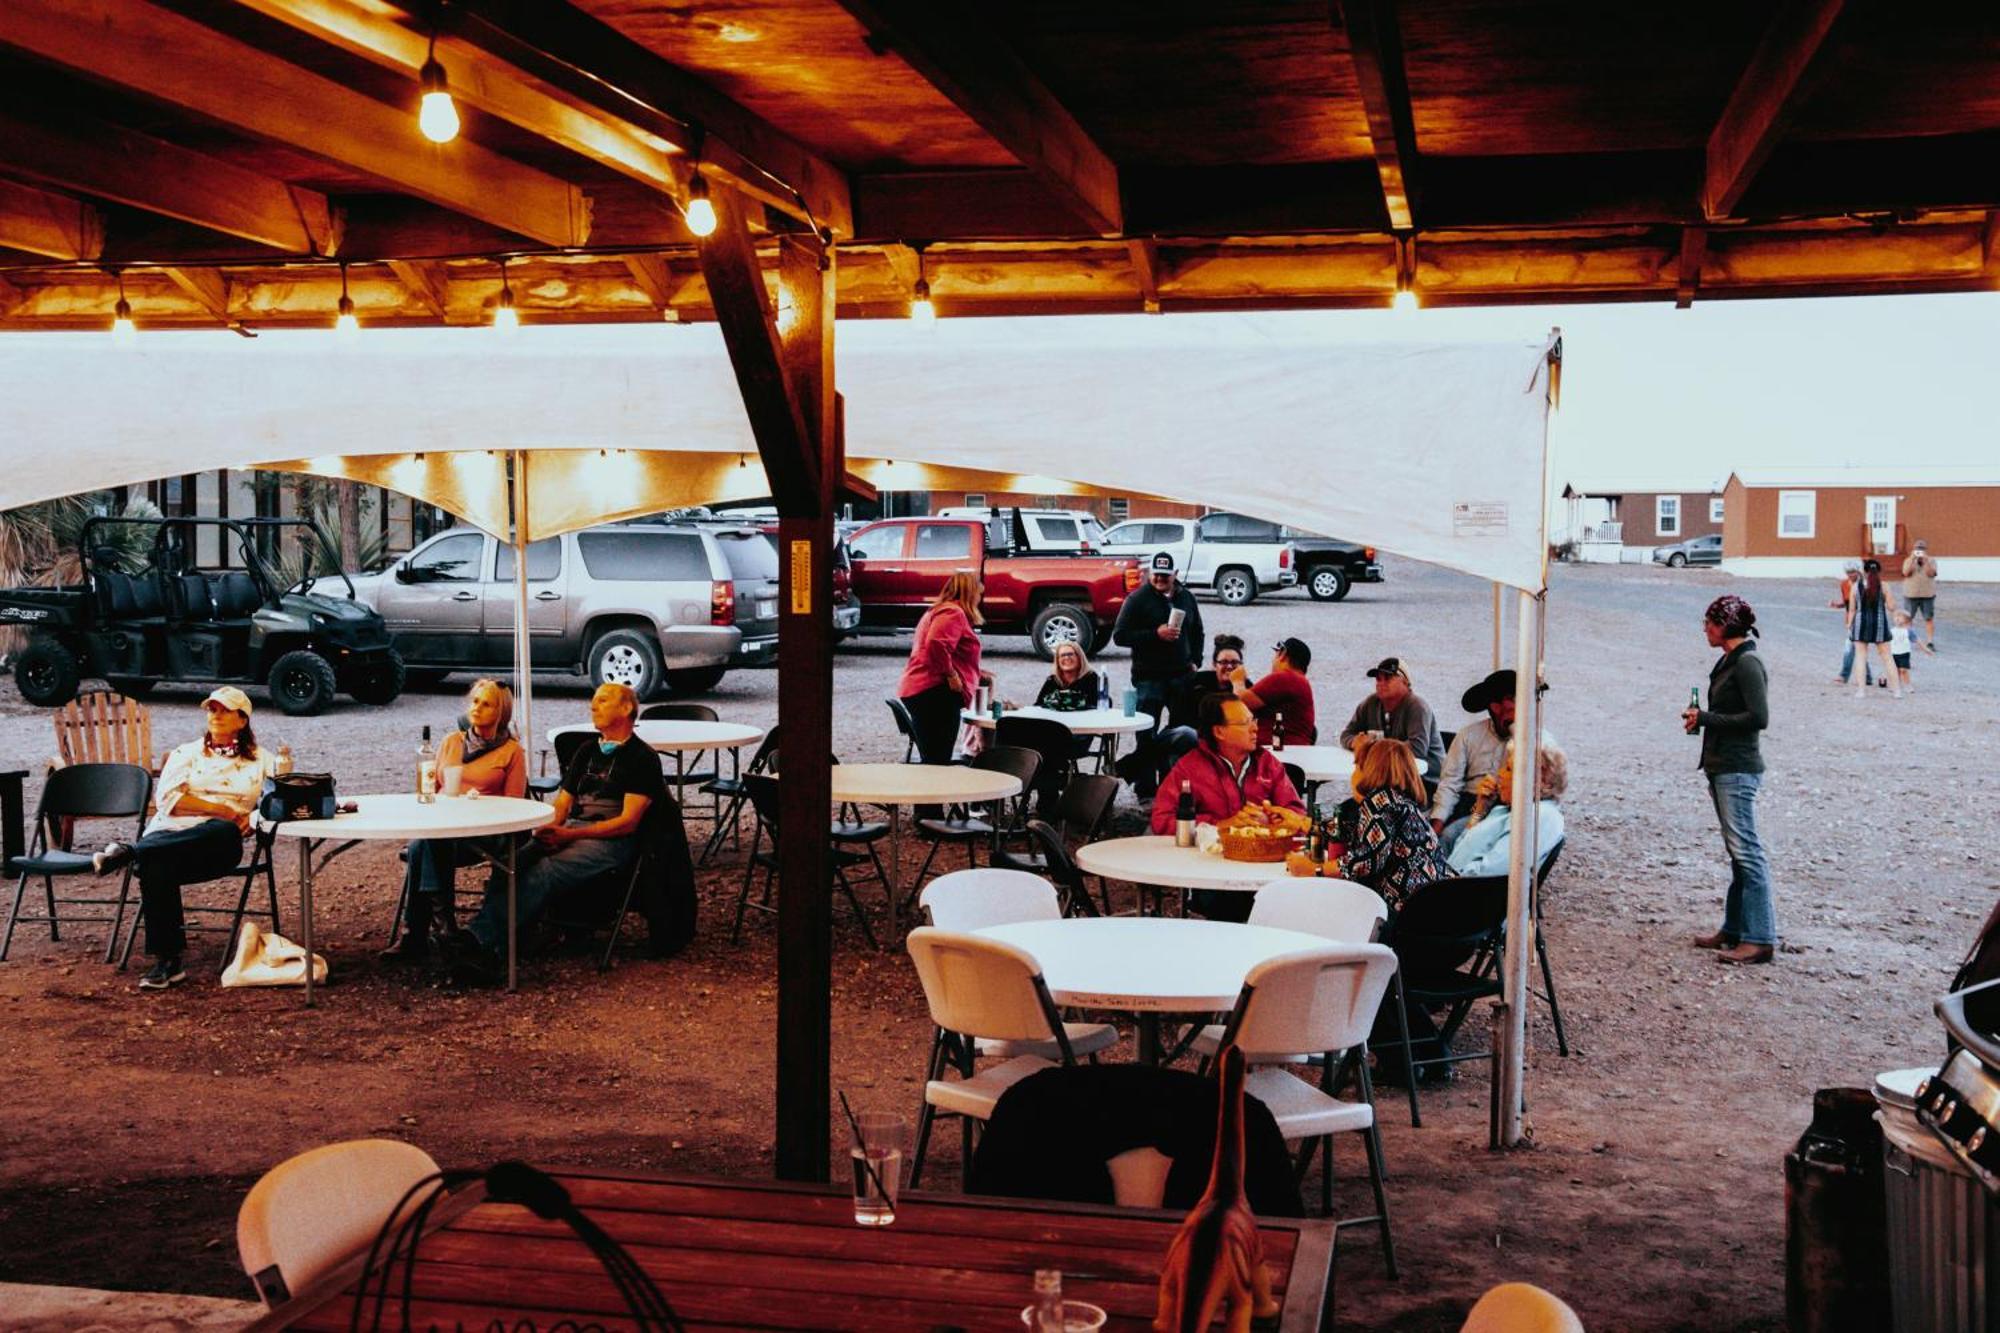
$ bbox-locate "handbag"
[259,771,337,823]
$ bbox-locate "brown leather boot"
[1716,942,1774,965]
[1692,931,1734,949]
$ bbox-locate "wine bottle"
[1174,780,1196,848]
[416,725,438,803]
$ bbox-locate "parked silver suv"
[347,521,780,698]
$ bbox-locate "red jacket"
[1150,742,1304,834]
[897,602,982,701]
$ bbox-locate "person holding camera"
[1902,540,1940,655]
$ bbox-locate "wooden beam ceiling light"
[1703,0,1853,222]
[0,0,589,249]
[834,0,1123,236]
[1335,0,1422,231]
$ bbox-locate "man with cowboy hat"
[1431,668,1518,834]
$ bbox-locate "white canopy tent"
[0,328,1557,1141]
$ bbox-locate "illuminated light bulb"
[1392,288,1419,314]
[335,294,360,339]
[909,277,936,324]
[493,285,519,332]
[418,59,460,143]
[684,173,717,238]
[111,297,136,343]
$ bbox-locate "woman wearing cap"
[91,686,278,990]
[1846,558,1900,699]
[383,678,528,961]
[1683,594,1777,965]
[898,571,992,767]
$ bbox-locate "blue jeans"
[1709,772,1776,946]
[466,829,636,950]
[1838,640,1874,685]
[1128,678,1178,790]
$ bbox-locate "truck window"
[1146,522,1185,544]
[848,525,905,562]
[494,537,562,582]
[716,531,781,581]
[577,531,710,581]
[409,532,482,582]
[1031,517,1081,545]
[913,523,975,560]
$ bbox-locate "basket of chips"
[1217,802,1312,862]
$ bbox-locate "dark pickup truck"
[844,515,1141,659]
[1200,512,1383,601]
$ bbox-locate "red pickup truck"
[844,516,1142,659]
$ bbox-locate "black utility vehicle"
[0,516,404,715]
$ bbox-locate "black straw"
[837,1092,893,1207]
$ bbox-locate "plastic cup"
[849,1112,904,1226]
[1121,687,1138,717]
[440,766,464,797]
[1019,1301,1107,1332]
[1167,607,1186,631]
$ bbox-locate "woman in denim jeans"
[1682,595,1776,964]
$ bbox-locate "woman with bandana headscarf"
[1681,595,1777,964]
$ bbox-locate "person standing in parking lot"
[898,570,991,767]
[1684,594,1776,965]
[1112,552,1205,798]
[1902,540,1939,654]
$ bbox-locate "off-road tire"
[1667,552,1687,568]
[589,628,665,700]
[106,676,159,699]
[268,649,339,716]
[16,637,80,707]
[1216,567,1257,606]
[1029,602,1092,661]
[1306,565,1351,602]
[345,651,407,705]
[665,665,728,696]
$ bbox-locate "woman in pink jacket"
[897,571,992,766]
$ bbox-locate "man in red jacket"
[1151,695,1304,835]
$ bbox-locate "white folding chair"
[1190,878,1389,1062]
[918,871,1120,1061]
[237,1139,441,1305]
[1214,942,1399,1274]
[907,927,1079,1188]
[1461,1282,1586,1333]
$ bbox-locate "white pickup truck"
[1099,514,1297,605]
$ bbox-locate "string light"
[1392,232,1419,314]
[908,245,935,323]
[683,171,717,238]
[335,261,359,338]
[493,258,519,331]
[1392,287,1419,314]
[417,32,460,144]
[110,271,135,343]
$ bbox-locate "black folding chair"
[994,715,1078,818]
[529,730,593,801]
[1533,837,1570,1056]
[545,796,696,969]
[640,703,726,834]
[993,776,1118,910]
[114,826,284,977]
[3,763,151,963]
[1018,819,1100,918]
[1382,872,1510,1127]
[733,774,880,948]
[700,725,780,864]
[910,747,1041,895]
[884,698,920,763]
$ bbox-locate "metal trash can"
[1875,1067,2000,1331]
[1786,1086,1890,1332]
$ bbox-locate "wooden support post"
[697,184,838,1182]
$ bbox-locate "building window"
[1709,497,1725,523]
[961,492,987,510]
[1109,497,1130,523]
[1778,490,1816,539]
[1656,496,1680,537]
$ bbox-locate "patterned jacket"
[1339,788,1450,912]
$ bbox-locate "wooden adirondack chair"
[49,690,156,848]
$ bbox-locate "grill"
[1916,980,2000,1193]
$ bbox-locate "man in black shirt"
[1112,552,1206,797]
[452,681,664,980]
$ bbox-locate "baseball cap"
[204,685,253,716]
[1274,637,1312,670]
[1149,551,1177,575]
[1461,669,1516,713]
[1365,656,1410,682]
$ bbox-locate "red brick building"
[1720,468,2000,579]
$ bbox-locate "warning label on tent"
[1452,501,1509,537]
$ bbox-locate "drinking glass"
[440,766,464,797]
[849,1112,905,1226]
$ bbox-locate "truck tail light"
[1279,547,1292,568]
[1363,547,1376,562]
[711,579,735,626]
[1123,565,1141,592]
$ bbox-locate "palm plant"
[0,492,160,656]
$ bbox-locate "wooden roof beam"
[386,259,450,320]
[447,0,851,239]
[0,104,337,255]
[621,254,678,315]
[833,0,1122,236]
[0,177,102,260]
[1126,239,1162,313]
[161,266,228,322]
[1675,227,1708,308]
[0,0,589,248]
[1703,0,1853,222]
[1334,0,1421,231]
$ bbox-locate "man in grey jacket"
[1338,656,1446,777]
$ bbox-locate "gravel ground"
[2,557,1995,1330]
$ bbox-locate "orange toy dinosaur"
[1153,1045,1282,1332]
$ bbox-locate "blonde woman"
[385,678,527,961]
[1036,641,1100,712]
[1338,737,1448,913]
[897,571,991,766]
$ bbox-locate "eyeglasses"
[1215,657,1242,668]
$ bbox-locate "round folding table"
[961,705,1155,770]
[826,763,1024,935]
[1075,834,1285,914]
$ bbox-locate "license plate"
[756,599,777,619]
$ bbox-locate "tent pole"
[1491,582,1503,671]
[1495,589,1544,1148]
[509,450,532,994]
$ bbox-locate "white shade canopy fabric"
[0,328,1555,590]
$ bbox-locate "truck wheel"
[1307,566,1351,602]
[268,650,339,716]
[345,651,406,705]
[106,676,158,699]
[589,628,664,700]
[1216,567,1256,606]
[16,637,80,707]
[665,665,727,695]
[1029,602,1092,661]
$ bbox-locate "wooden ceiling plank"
[1703,0,1852,222]
[0,105,335,254]
[0,177,102,260]
[832,0,1122,236]
[1675,226,1709,308]
[621,254,676,310]
[449,0,851,238]
[386,259,450,319]
[1126,238,1161,313]
[878,243,921,293]
[161,266,231,323]
[1335,0,1420,231]
[0,0,588,248]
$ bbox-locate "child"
[1890,610,1915,694]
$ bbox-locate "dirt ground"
[2,557,1994,1331]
